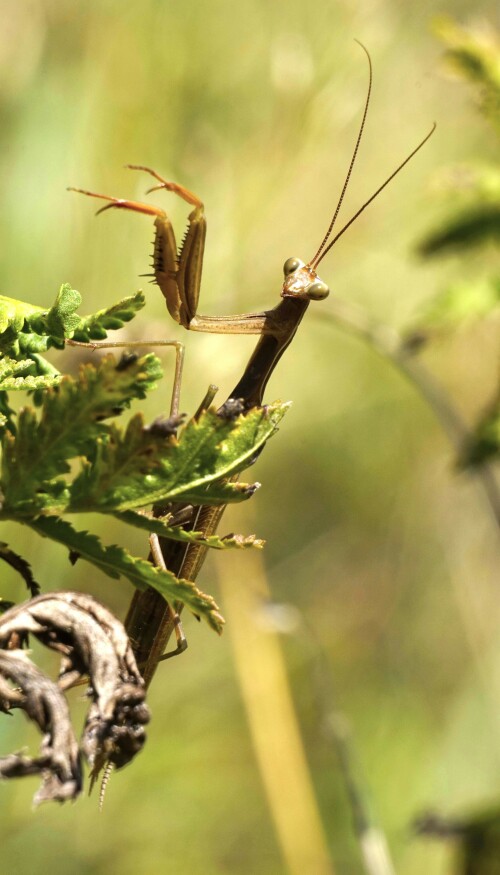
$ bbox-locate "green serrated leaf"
[17,331,55,354]
[168,479,260,505]
[48,284,82,336]
[115,509,265,550]
[72,291,146,342]
[0,354,163,511]
[68,402,289,511]
[0,286,145,366]
[0,295,45,335]
[27,284,83,339]
[0,357,32,382]
[26,515,224,632]
[0,373,62,391]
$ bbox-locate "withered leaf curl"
[0,592,150,803]
[0,649,81,804]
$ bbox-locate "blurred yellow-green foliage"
[0,2,499,874]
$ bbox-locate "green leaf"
[0,296,46,358]
[72,291,146,341]
[0,287,145,363]
[418,204,500,257]
[26,515,224,632]
[27,284,82,340]
[115,509,265,550]
[1,354,163,512]
[0,374,62,392]
[0,295,44,335]
[68,402,289,512]
[0,287,83,357]
[0,357,32,383]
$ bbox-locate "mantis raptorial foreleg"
[71,168,205,330]
[69,166,330,343]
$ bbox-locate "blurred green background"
[0,1,499,873]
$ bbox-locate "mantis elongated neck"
[228,296,310,407]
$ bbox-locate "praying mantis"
[70,45,435,696]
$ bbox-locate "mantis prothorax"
[69,44,435,688]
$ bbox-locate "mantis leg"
[69,167,205,330]
[70,171,272,336]
[68,336,189,657]
[68,338,185,418]
[148,533,187,660]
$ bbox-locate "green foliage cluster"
[413,18,500,470]
[0,287,288,631]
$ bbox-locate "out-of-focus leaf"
[418,205,500,257]
[415,805,500,875]
[26,515,224,632]
[434,17,500,126]
[460,394,500,467]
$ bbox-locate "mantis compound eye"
[306,280,330,300]
[283,257,303,276]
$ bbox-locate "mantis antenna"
[308,39,373,269]
[307,41,436,273]
[310,121,437,270]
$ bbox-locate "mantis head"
[281,258,330,301]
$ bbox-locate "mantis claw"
[95,201,124,216]
[69,186,166,218]
[124,164,203,208]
